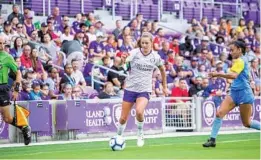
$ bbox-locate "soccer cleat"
[137,133,145,147]
[22,126,31,145]
[202,139,216,148]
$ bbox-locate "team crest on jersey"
[112,103,122,127]
[150,58,156,63]
[203,101,216,126]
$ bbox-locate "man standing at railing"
[0,36,31,145]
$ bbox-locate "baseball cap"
[41,22,48,27]
[202,36,209,42]
[191,56,198,61]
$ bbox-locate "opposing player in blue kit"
[116,32,168,147]
[203,39,260,147]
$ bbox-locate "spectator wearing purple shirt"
[18,80,31,101]
[89,34,106,61]
[198,49,212,72]
[24,12,35,37]
[210,36,226,59]
[41,83,51,100]
[72,13,83,33]
[158,41,170,62]
[104,35,117,58]
[118,35,133,53]
[58,16,74,34]
[10,37,23,58]
[117,26,131,48]
[47,7,62,31]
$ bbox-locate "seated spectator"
[44,67,60,98]
[60,25,74,42]
[119,35,134,53]
[158,41,170,62]
[250,58,260,96]
[72,13,82,33]
[89,33,106,62]
[59,63,76,92]
[198,48,212,71]
[41,83,51,100]
[169,37,180,55]
[72,85,83,100]
[173,56,193,84]
[10,37,23,58]
[195,36,211,55]
[57,83,73,100]
[41,33,58,61]
[188,76,203,97]
[153,28,165,51]
[30,48,44,74]
[117,26,131,48]
[29,80,42,100]
[87,25,97,43]
[20,44,32,69]
[179,35,194,66]
[71,59,86,86]
[18,80,31,101]
[104,35,117,58]
[98,82,117,99]
[107,57,126,89]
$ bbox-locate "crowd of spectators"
[0,4,260,102]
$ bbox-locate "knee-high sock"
[250,120,260,130]
[136,118,144,136]
[117,122,126,136]
[210,117,223,140]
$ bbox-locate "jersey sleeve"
[126,49,137,62]
[6,55,18,73]
[230,58,244,74]
[155,54,163,67]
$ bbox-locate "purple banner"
[0,114,8,139]
[202,98,261,128]
[79,100,162,133]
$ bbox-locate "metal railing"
[91,64,128,89]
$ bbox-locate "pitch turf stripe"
[0,139,259,158]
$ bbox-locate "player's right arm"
[209,58,244,80]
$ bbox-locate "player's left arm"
[157,57,168,96]
[211,58,244,79]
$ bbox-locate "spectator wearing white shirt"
[71,59,86,86]
[60,26,74,42]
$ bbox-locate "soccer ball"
[109,135,126,151]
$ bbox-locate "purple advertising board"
[202,98,261,128]
[0,114,8,139]
[78,100,163,133]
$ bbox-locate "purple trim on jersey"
[140,48,152,57]
[123,89,150,103]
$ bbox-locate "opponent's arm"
[210,72,238,79]
[158,65,168,96]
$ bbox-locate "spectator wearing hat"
[189,56,200,81]
[7,4,24,24]
[24,11,35,37]
[89,33,106,62]
[38,22,48,42]
[95,21,106,38]
[195,36,211,55]
[0,21,15,45]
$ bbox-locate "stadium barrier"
[0,97,260,143]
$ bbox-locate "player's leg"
[117,101,134,136]
[135,93,149,147]
[240,104,260,130]
[203,95,236,147]
[0,105,31,145]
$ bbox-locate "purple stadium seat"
[92,0,104,9]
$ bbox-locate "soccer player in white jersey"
[116,32,168,147]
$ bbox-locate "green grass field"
[0,132,259,159]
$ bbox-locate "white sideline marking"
[0,139,259,158]
[0,130,259,148]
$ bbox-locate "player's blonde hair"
[138,32,153,48]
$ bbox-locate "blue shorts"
[123,89,150,103]
[230,89,254,106]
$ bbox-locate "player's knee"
[216,110,224,118]
[119,117,127,124]
[136,110,144,121]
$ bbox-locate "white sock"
[117,122,126,136]
[136,118,144,136]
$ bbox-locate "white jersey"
[125,48,163,93]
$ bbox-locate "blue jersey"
[230,56,251,91]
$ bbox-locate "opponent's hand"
[163,87,169,97]
[12,91,19,101]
